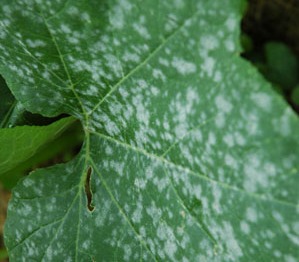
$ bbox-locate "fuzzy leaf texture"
[1,0,299,261]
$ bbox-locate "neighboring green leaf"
[0,120,83,189]
[292,86,299,106]
[240,33,253,53]
[0,117,75,176]
[264,42,299,90]
[1,1,299,261]
[0,248,8,260]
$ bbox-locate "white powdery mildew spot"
[246,207,258,223]
[105,119,120,136]
[201,56,215,78]
[169,87,199,138]
[215,113,226,128]
[272,108,292,137]
[164,240,178,260]
[292,222,299,234]
[224,39,235,52]
[19,203,32,217]
[132,22,151,40]
[150,85,160,96]
[193,184,202,199]
[225,16,237,32]
[123,51,140,63]
[145,166,154,180]
[134,177,147,190]
[23,178,34,188]
[171,57,196,75]
[152,68,166,82]
[60,24,71,34]
[153,175,169,193]
[285,255,297,262]
[173,0,185,9]
[94,111,121,136]
[223,134,234,147]
[214,70,222,83]
[164,14,179,32]
[215,95,233,113]
[224,222,243,259]
[66,6,79,15]
[0,29,7,40]
[214,222,243,260]
[243,154,276,192]
[146,201,162,225]
[211,184,222,214]
[88,85,99,96]
[274,250,282,258]
[208,132,216,146]
[132,200,143,223]
[272,210,284,223]
[109,0,132,29]
[225,154,238,169]
[156,223,178,260]
[240,221,250,234]
[186,87,199,104]
[135,99,150,126]
[200,35,219,51]
[2,5,12,15]
[251,92,272,112]
[95,200,112,227]
[110,7,125,29]
[180,145,193,165]
[123,244,133,261]
[104,54,123,77]
[105,146,113,156]
[234,132,246,146]
[26,39,46,48]
[45,246,54,261]
[110,160,125,175]
[159,57,170,67]
[245,112,259,135]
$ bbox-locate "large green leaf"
[1,0,299,261]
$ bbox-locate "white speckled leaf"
[1,0,299,261]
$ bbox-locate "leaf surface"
[1,0,299,261]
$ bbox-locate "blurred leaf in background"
[264,42,299,91]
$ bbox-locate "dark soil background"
[243,0,299,56]
[0,187,10,262]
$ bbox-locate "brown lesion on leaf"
[84,166,95,212]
